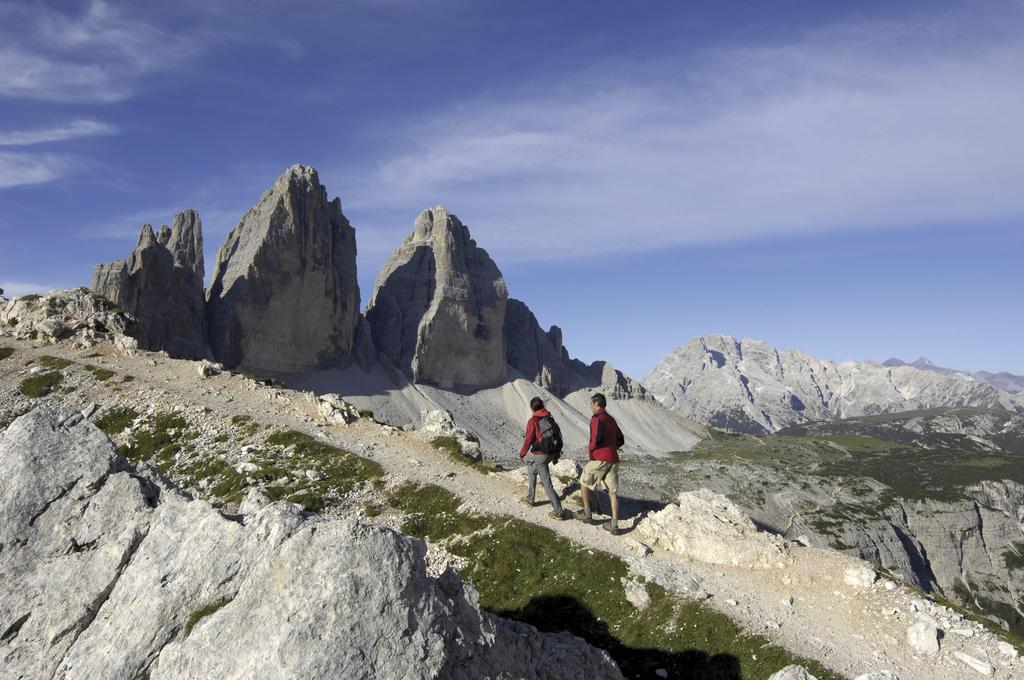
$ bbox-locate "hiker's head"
[590,393,607,413]
[530,397,545,413]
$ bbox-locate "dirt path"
[2,339,1020,680]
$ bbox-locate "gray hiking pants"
[525,453,563,514]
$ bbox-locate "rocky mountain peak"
[206,165,360,373]
[135,224,158,249]
[168,208,204,279]
[366,207,508,390]
[91,210,207,359]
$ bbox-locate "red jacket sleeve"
[588,416,598,457]
[519,417,537,458]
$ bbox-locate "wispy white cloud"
[338,8,1024,260]
[0,0,206,102]
[0,151,73,188]
[0,119,117,146]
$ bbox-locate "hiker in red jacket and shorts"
[575,393,624,535]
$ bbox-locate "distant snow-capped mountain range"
[644,334,1023,434]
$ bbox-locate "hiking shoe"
[547,510,566,521]
[602,522,622,536]
[573,510,594,524]
[520,497,535,507]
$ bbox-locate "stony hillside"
[2,306,1023,678]
[628,406,1024,642]
[645,335,1020,434]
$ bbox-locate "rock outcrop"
[635,489,791,570]
[0,406,622,679]
[90,209,207,359]
[503,298,650,399]
[418,408,482,461]
[0,288,134,348]
[646,334,1020,433]
[206,165,361,373]
[366,206,508,390]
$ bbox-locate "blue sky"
[1,0,1022,377]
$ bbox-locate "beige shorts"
[580,461,619,494]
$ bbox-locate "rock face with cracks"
[636,488,791,570]
[91,210,207,359]
[366,206,508,390]
[0,406,621,680]
[206,165,361,373]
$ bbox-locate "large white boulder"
[906,621,940,656]
[419,408,482,460]
[635,489,791,569]
[768,665,818,680]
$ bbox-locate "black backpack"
[534,415,564,461]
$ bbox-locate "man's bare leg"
[609,493,619,531]
[576,485,594,523]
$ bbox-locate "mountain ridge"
[645,333,1021,434]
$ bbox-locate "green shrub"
[19,371,63,398]
[0,347,13,361]
[37,355,72,370]
[119,413,190,473]
[84,364,116,381]
[95,407,139,436]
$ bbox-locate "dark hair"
[529,397,545,412]
[591,393,607,408]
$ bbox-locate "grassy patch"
[230,414,260,438]
[95,407,139,436]
[180,429,383,511]
[37,355,73,370]
[183,597,234,638]
[18,293,41,302]
[430,435,495,473]
[18,371,63,398]
[252,429,384,511]
[392,482,836,679]
[119,412,191,474]
[122,375,135,383]
[83,364,116,381]
[0,347,14,361]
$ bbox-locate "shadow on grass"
[497,594,742,679]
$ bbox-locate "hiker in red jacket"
[575,393,625,535]
[518,397,566,520]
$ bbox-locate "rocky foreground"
[0,406,621,679]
